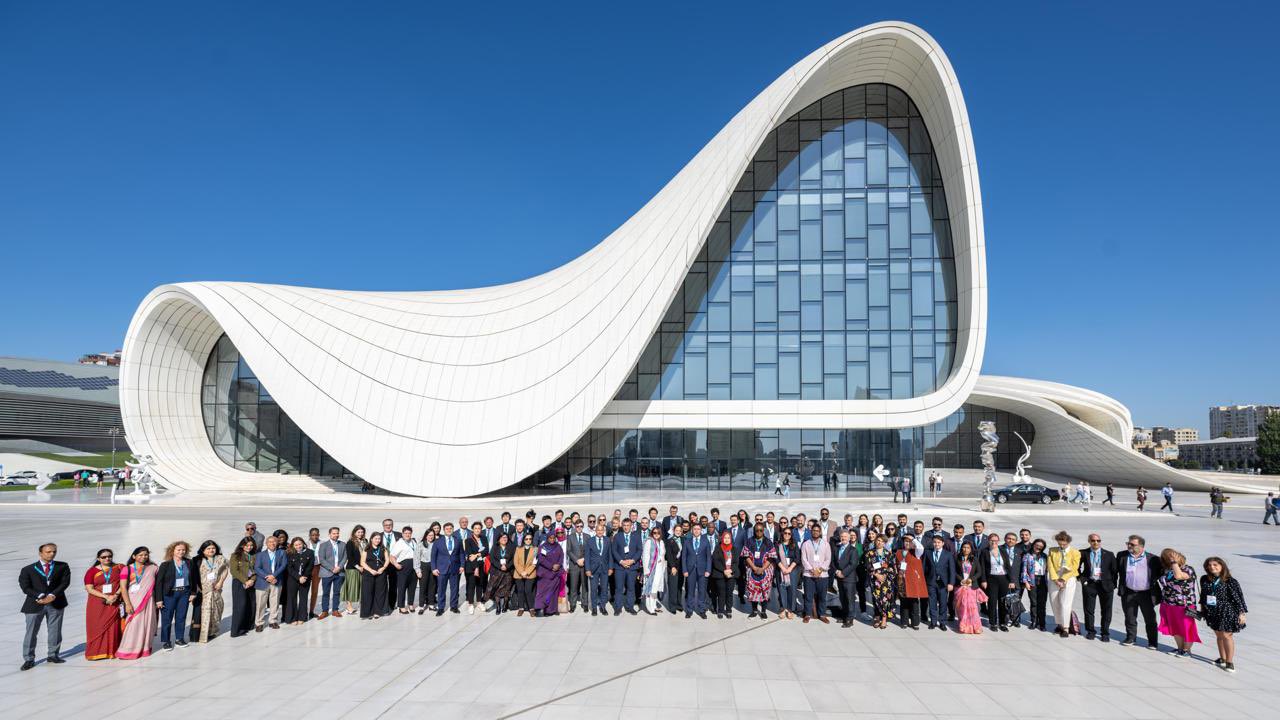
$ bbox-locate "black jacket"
[1078,548,1118,592]
[832,543,859,581]
[978,546,1017,588]
[664,537,683,570]
[156,558,197,599]
[1115,551,1162,595]
[287,549,315,580]
[710,546,734,578]
[19,560,71,613]
[954,554,985,586]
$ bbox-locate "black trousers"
[417,562,436,607]
[286,576,310,623]
[665,568,683,611]
[466,568,488,603]
[856,568,868,613]
[986,578,1014,626]
[710,576,733,614]
[1027,577,1049,629]
[1081,581,1114,636]
[899,596,923,627]
[361,572,387,618]
[230,580,256,636]
[382,572,395,614]
[567,565,587,610]
[1120,589,1158,645]
[514,578,536,610]
[837,577,858,620]
[396,564,417,608]
[734,560,747,604]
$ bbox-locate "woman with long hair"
[775,526,800,619]
[416,527,437,615]
[865,535,898,629]
[485,531,515,614]
[952,541,987,634]
[640,527,667,615]
[1200,556,1246,672]
[228,537,257,637]
[286,537,314,625]
[513,532,537,616]
[191,540,227,642]
[1157,548,1201,658]
[359,532,389,619]
[82,548,124,660]
[116,546,157,659]
[155,540,194,651]
[341,524,366,616]
[742,522,776,620]
[1021,539,1049,631]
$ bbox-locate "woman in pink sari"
[117,546,158,660]
[953,541,988,634]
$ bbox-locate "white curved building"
[119,21,1221,496]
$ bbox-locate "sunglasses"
[98,555,113,560]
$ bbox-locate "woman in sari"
[742,523,776,619]
[485,532,515,614]
[864,535,897,628]
[953,541,988,634]
[534,532,565,616]
[640,527,667,615]
[83,548,124,660]
[192,540,228,642]
[116,546,157,660]
[341,525,366,616]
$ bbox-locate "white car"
[2,470,40,486]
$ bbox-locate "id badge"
[872,561,883,570]
[102,584,113,594]
[1092,566,1101,579]
[1206,595,1217,606]
[175,577,186,588]
[130,583,140,593]
[898,562,907,571]
[207,572,217,581]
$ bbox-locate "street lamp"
[108,427,122,472]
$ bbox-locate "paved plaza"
[2,486,1276,719]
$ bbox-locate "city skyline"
[2,2,1276,437]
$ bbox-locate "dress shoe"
[1086,631,1095,640]
[450,607,460,614]
[817,616,829,624]
[938,625,947,632]
[614,607,622,616]
[175,640,188,648]
[318,612,329,620]
[724,612,732,619]
[697,611,707,619]
[46,655,65,664]
[627,608,637,615]
[436,610,445,617]
[270,623,280,629]
[685,611,692,618]
[255,625,264,633]
[591,608,598,616]
[1100,635,1110,642]
[803,616,810,624]
[332,610,343,618]
[20,661,34,671]
[927,623,936,629]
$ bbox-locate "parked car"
[3,470,40,485]
[993,483,1061,504]
[47,469,96,482]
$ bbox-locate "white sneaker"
[468,605,475,615]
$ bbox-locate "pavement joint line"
[369,612,489,718]
[496,615,781,719]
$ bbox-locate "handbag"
[1003,592,1024,620]
[1069,611,1081,635]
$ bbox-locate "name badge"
[898,562,907,571]
[175,577,186,588]
[102,584,113,594]
[130,583,140,593]
[1206,595,1217,606]
[1091,566,1101,579]
[207,572,217,581]
[872,561,883,570]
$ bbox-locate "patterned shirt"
[1157,564,1197,606]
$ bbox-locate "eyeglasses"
[1126,542,1139,547]
[98,555,113,560]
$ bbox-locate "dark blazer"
[978,546,1018,588]
[611,530,642,571]
[584,534,612,574]
[709,544,733,578]
[287,549,314,580]
[962,533,989,553]
[1114,550,1161,595]
[430,536,464,576]
[682,534,712,576]
[1078,548,1117,592]
[953,554,985,586]
[664,536,682,570]
[156,558,198,599]
[662,516,681,536]
[253,549,287,590]
[18,560,71,613]
[463,537,488,572]
[922,548,956,587]
[709,518,728,536]
[832,543,859,581]
[730,525,750,558]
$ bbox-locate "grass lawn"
[28,452,136,469]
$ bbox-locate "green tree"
[1258,413,1280,475]
[1184,459,1201,470]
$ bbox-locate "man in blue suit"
[922,535,956,631]
[708,508,727,536]
[729,515,750,607]
[431,522,464,616]
[253,535,287,630]
[584,523,612,616]
[611,518,641,615]
[682,523,711,618]
[962,520,989,553]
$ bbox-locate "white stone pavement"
[0,487,1276,719]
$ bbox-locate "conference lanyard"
[34,562,52,581]
[101,565,114,586]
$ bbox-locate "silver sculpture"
[123,454,163,496]
[1013,431,1033,482]
[978,420,999,512]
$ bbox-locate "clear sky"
[2,1,1275,436]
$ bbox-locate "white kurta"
[641,538,667,595]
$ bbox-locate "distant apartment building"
[78,350,122,367]
[1178,436,1258,469]
[1150,426,1199,445]
[1210,405,1280,439]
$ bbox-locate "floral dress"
[864,548,897,619]
[1199,575,1247,633]
[741,538,777,602]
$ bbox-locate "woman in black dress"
[1200,556,1247,672]
[359,533,390,619]
[285,537,314,625]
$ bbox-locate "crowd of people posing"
[19,505,1248,673]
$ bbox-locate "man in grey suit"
[315,527,346,619]
[565,519,589,613]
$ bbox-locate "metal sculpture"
[978,420,999,512]
[124,454,163,496]
[1013,431,1033,482]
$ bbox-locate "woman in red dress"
[83,548,125,660]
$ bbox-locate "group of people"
[19,505,1248,673]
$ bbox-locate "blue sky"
[2,1,1275,435]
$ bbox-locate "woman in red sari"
[83,548,124,660]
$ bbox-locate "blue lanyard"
[34,562,51,581]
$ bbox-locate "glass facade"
[615,83,957,402]
[201,335,354,478]
[518,404,1033,493]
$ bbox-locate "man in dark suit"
[18,543,70,670]
[611,518,641,615]
[565,520,589,613]
[682,524,711,618]
[664,524,684,613]
[922,535,955,631]
[431,522,464,616]
[962,520,989,553]
[662,505,681,537]
[708,508,727,536]
[497,511,515,542]
[729,516,750,607]
[1078,533,1117,641]
[584,523,612,615]
[832,529,859,627]
[1115,534,1162,648]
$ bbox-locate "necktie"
[933,550,939,564]
[447,538,454,554]
[694,537,700,553]
[42,562,50,578]
[596,538,602,553]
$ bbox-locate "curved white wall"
[120,22,986,496]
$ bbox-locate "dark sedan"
[993,483,1061,504]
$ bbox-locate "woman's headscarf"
[720,530,734,566]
